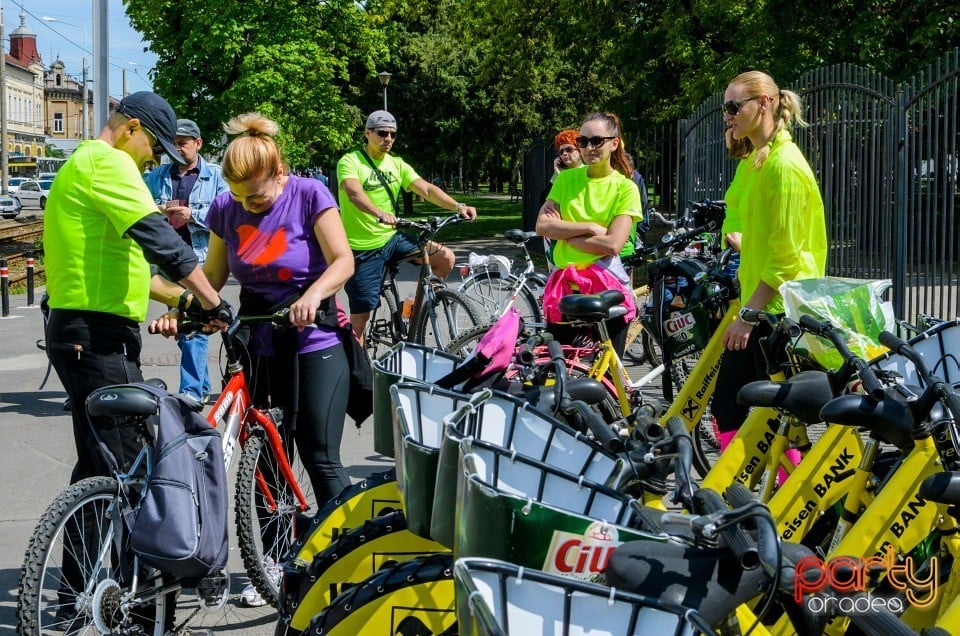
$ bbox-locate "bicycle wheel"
[235,427,316,609]
[411,288,484,352]
[460,271,542,326]
[17,476,210,636]
[365,290,402,360]
[445,322,499,358]
[646,340,720,476]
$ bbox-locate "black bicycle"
[364,215,484,359]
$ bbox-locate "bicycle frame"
[207,344,310,515]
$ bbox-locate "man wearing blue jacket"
[145,119,229,402]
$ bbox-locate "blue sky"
[9,0,158,98]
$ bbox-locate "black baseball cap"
[114,91,186,165]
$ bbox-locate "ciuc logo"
[794,545,938,614]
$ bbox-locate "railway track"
[0,219,43,243]
[0,219,44,286]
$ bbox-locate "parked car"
[0,194,23,219]
[15,179,52,209]
[5,177,30,194]
[37,172,58,181]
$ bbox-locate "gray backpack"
[127,383,229,580]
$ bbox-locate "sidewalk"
[0,238,529,633]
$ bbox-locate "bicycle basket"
[430,390,625,548]
[371,342,461,457]
[454,557,714,636]
[390,382,473,538]
[870,318,960,389]
[453,440,660,581]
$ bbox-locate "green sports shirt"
[736,129,827,313]
[43,140,158,321]
[546,166,643,268]
[337,150,421,251]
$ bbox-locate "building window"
[56,73,62,87]
[54,113,64,134]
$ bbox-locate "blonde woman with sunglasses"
[536,112,644,356]
[711,71,827,453]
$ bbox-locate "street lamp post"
[378,72,392,111]
[42,16,89,139]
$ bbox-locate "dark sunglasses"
[575,135,616,149]
[142,125,164,156]
[374,130,397,139]
[558,146,578,155]
[722,96,760,116]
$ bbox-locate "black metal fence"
[674,50,958,320]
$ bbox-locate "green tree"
[124,0,389,168]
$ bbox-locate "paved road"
[0,236,532,634]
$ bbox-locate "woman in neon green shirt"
[712,71,828,443]
[536,112,644,356]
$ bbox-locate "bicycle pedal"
[195,570,230,612]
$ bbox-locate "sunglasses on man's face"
[722,96,760,116]
[575,136,616,150]
[142,126,164,156]
[373,129,397,139]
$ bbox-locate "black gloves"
[177,292,235,325]
[200,298,235,325]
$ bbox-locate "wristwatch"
[455,202,467,211]
[738,306,760,326]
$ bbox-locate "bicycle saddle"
[503,229,537,244]
[558,290,626,322]
[919,471,960,506]
[737,371,834,424]
[85,379,185,419]
[819,391,918,452]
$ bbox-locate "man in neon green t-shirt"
[337,110,476,341]
[44,92,229,489]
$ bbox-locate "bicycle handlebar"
[797,315,886,400]
[879,330,960,434]
[392,213,467,238]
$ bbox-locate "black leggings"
[252,344,351,505]
[712,321,775,432]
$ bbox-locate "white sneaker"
[240,556,281,608]
[239,583,267,608]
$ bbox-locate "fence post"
[1,259,8,317]
[26,251,35,307]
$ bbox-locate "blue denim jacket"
[144,157,229,263]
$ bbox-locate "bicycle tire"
[460,270,543,326]
[444,322,505,358]
[365,290,401,360]
[17,477,177,635]
[411,288,484,352]
[235,428,316,609]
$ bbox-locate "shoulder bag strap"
[358,149,402,216]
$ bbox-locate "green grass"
[409,193,523,241]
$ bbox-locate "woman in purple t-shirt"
[205,113,354,506]
[151,112,355,607]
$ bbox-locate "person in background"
[151,112,355,607]
[144,119,229,403]
[337,110,476,342]
[711,71,827,457]
[552,129,583,178]
[543,129,586,269]
[315,167,329,187]
[536,112,644,357]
